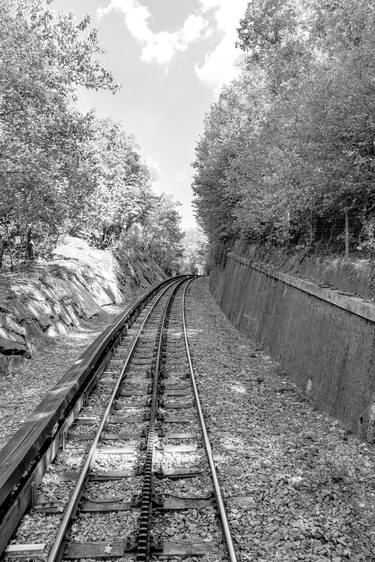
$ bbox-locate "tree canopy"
[0,0,183,273]
[192,0,375,256]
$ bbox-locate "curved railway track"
[2,277,238,562]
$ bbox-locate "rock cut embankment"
[0,236,165,374]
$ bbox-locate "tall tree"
[193,0,375,254]
[0,0,117,257]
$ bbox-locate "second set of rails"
[2,277,238,562]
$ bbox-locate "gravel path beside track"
[0,305,123,449]
[186,277,375,562]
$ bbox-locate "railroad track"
[2,277,237,562]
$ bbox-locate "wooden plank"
[64,539,214,559]
[119,390,148,397]
[81,500,132,512]
[101,432,142,441]
[165,415,196,423]
[132,359,154,365]
[75,416,98,424]
[161,497,212,510]
[97,446,135,455]
[73,431,96,441]
[113,404,145,411]
[163,401,194,409]
[55,469,135,481]
[98,445,137,455]
[34,502,64,514]
[162,444,198,453]
[157,467,203,479]
[108,415,145,424]
[4,543,45,557]
[54,471,80,481]
[64,541,129,559]
[164,432,196,439]
[161,540,214,556]
[90,470,135,480]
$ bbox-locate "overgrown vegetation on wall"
[192,0,375,256]
[0,0,183,273]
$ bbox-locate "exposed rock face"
[0,236,165,374]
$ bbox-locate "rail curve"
[1,276,238,562]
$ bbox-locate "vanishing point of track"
[2,277,237,562]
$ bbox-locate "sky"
[52,0,248,229]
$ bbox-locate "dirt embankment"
[0,236,165,374]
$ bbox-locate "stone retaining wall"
[211,252,375,441]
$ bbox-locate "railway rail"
[1,276,238,561]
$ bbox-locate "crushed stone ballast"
[2,276,238,562]
[0,275,185,556]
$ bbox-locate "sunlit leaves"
[193,0,375,252]
[0,0,118,253]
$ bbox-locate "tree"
[0,0,118,263]
[141,195,184,274]
[193,0,375,255]
[82,119,154,248]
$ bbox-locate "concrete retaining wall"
[211,252,375,441]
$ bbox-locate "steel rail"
[182,279,238,562]
[135,277,188,561]
[0,276,184,513]
[47,279,182,562]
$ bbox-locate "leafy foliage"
[180,228,208,274]
[0,0,183,274]
[193,0,375,255]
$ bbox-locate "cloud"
[98,1,208,66]
[195,0,249,93]
[176,172,188,182]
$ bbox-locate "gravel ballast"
[3,276,375,561]
[185,277,375,562]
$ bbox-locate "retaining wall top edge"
[228,252,375,324]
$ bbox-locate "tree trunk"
[26,226,34,260]
[0,235,3,269]
[309,209,314,246]
[344,208,350,258]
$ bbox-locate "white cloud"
[176,172,188,182]
[98,0,248,91]
[98,1,208,66]
[195,0,249,93]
